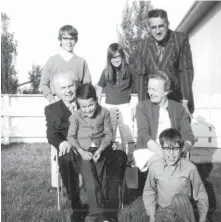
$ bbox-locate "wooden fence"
[1,94,221,148]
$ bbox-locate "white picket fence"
[1,94,221,148]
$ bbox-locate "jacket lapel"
[159,30,175,69]
[59,100,72,120]
[147,37,158,69]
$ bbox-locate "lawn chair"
[191,116,216,162]
[191,117,215,147]
[54,148,64,211]
[118,125,138,209]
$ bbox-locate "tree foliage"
[22,64,43,94]
[1,12,18,94]
[117,1,152,61]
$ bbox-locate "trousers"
[59,147,127,215]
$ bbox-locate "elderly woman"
[40,24,91,103]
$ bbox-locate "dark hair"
[149,69,174,91]
[75,83,97,102]
[105,43,128,82]
[58,25,78,42]
[148,9,168,24]
[159,128,184,148]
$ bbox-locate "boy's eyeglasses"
[62,37,75,41]
[162,147,181,152]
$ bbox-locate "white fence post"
[2,94,10,144]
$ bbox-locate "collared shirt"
[58,47,75,61]
[156,106,171,144]
[64,101,77,114]
[98,65,136,105]
[143,158,208,222]
[67,105,113,150]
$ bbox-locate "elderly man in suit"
[44,71,84,221]
[133,9,194,114]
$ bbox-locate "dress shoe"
[70,212,85,222]
[93,213,109,222]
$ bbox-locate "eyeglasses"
[150,24,166,32]
[111,55,121,60]
[62,37,75,41]
[162,146,181,152]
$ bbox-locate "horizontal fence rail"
[1,94,221,148]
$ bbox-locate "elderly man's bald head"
[52,70,78,104]
[52,70,77,88]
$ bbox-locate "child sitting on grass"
[142,128,208,222]
[67,83,127,222]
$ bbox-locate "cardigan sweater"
[136,99,194,149]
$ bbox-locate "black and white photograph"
[1,0,221,221]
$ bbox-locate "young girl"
[40,25,91,103]
[96,43,137,144]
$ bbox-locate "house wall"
[187,3,221,143]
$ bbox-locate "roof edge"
[176,1,219,33]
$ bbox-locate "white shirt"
[156,107,171,143]
[58,47,75,62]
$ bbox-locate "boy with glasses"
[40,25,91,104]
[142,128,208,222]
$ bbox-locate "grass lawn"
[1,143,221,222]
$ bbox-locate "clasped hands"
[79,149,101,162]
[59,141,102,162]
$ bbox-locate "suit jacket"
[136,99,195,149]
[45,100,72,150]
[133,30,194,113]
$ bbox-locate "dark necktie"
[156,43,164,65]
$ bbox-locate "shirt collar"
[58,47,75,61]
[163,158,182,170]
[64,100,77,110]
[152,97,169,109]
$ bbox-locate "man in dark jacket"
[44,71,84,221]
[133,9,194,114]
